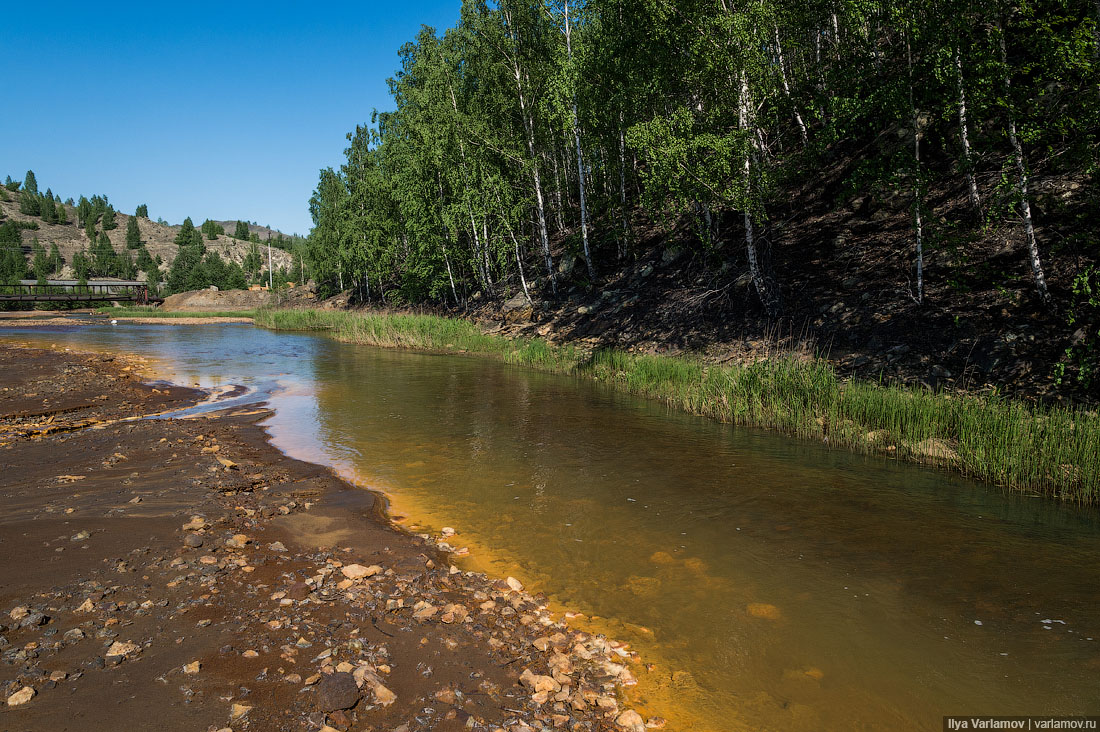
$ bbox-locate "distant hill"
[0,194,293,282]
[213,221,303,244]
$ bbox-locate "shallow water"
[5,319,1100,730]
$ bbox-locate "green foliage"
[0,221,28,284]
[174,217,203,249]
[18,189,40,216]
[70,250,89,279]
[125,215,141,249]
[30,238,49,280]
[91,231,117,277]
[3,176,20,192]
[100,206,118,231]
[233,220,250,240]
[47,243,62,275]
[201,219,225,240]
[135,204,148,218]
[22,170,37,195]
[1055,267,1100,390]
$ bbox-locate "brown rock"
[315,672,360,711]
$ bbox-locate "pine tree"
[101,207,118,231]
[135,204,148,218]
[72,250,90,280]
[22,170,37,196]
[233,220,250,240]
[175,217,203,249]
[18,190,40,216]
[31,238,50,280]
[125,215,141,249]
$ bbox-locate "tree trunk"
[564,0,594,280]
[907,36,924,305]
[437,180,459,305]
[998,19,1051,305]
[618,118,629,260]
[954,46,981,220]
[551,147,565,232]
[738,72,777,316]
[775,25,809,147]
[502,7,555,291]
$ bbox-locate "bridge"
[0,280,160,304]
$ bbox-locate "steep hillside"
[214,220,304,243]
[0,194,293,281]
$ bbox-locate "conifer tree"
[125,215,141,249]
[22,170,37,196]
[135,204,148,218]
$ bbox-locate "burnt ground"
[0,346,652,732]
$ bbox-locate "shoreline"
[252,307,1100,504]
[0,343,656,732]
[15,306,1097,502]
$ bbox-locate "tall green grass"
[255,308,1100,503]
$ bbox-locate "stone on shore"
[315,672,360,711]
[340,564,381,580]
[6,687,35,706]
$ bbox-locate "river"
[4,319,1099,731]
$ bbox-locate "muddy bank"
[0,345,652,732]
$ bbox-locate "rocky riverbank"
[0,344,655,732]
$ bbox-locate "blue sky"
[0,1,461,236]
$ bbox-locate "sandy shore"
[0,345,651,732]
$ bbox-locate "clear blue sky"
[0,1,461,236]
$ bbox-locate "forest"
[306,0,1099,387]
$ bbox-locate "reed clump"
[254,308,1100,503]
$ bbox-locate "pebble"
[6,687,35,706]
[340,564,381,580]
[106,641,140,657]
[229,702,252,720]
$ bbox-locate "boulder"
[314,672,360,711]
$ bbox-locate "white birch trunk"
[907,37,924,305]
[503,7,555,291]
[998,20,1051,304]
[775,25,808,147]
[954,46,981,219]
[618,118,629,259]
[738,72,774,314]
[564,0,594,279]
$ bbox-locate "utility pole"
[267,240,273,290]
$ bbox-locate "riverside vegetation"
[254,308,1100,504]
